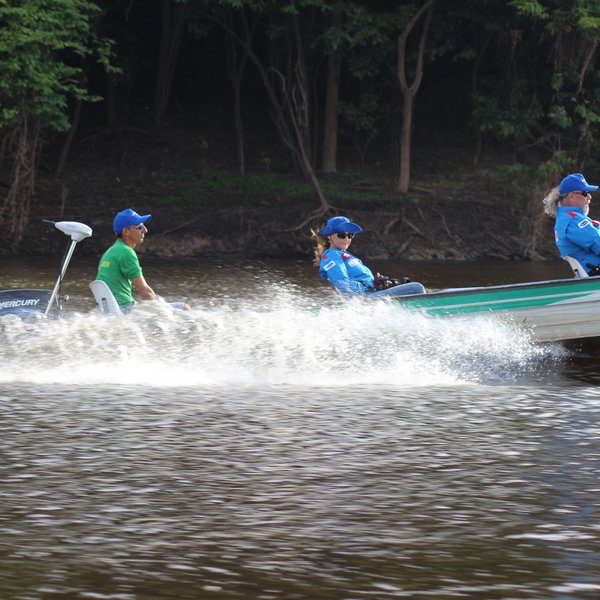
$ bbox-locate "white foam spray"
[0,288,558,386]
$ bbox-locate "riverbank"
[8,124,559,262]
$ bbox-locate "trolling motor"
[42,221,93,316]
[0,220,92,318]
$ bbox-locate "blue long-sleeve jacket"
[555,206,600,272]
[319,248,374,296]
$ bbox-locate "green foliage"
[339,94,381,135]
[338,91,383,163]
[548,105,572,129]
[508,0,548,18]
[574,101,600,124]
[320,172,395,205]
[497,162,529,187]
[536,150,573,179]
[503,149,581,192]
[173,169,311,207]
[466,0,600,177]
[0,0,116,133]
[9,0,600,226]
[472,90,543,143]
[171,169,393,208]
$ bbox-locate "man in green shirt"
[97,208,157,311]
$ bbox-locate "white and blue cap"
[559,173,598,195]
[113,208,152,235]
[317,216,363,237]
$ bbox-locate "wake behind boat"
[392,274,600,343]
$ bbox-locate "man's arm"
[132,274,157,301]
[568,219,600,255]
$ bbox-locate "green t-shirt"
[97,240,143,307]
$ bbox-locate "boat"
[393,270,600,343]
[0,220,92,318]
[3,222,599,343]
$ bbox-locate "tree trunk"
[54,99,82,178]
[471,32,491,167]
[397,94,414,194]
[225,10,249,176]
[106,76,117,129]
[0,116,40,247]
[274,64,330,214]
[321,7,342,174]
[214,10,332,215]
[291,13,312,167]
[396,0,434,194]
[153,0,186,125]
[232,78,246,176]
[321,46,341,173]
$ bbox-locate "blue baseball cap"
[317,216,363,237]
[113,208,152,235]
[559,173,598,195]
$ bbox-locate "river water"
[2,256,600,599]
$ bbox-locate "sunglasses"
[574,191,591,198]
[129,223,146,231]
[335,232,355,239]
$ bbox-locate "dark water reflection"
[1,257,600,599]
[3,386,600,599]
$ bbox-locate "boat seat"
[563,256,589,279]
[89,280,124,317]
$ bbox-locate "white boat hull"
[395,277,600,344]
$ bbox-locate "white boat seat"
[563,256,589,279]
[89,280,124,317]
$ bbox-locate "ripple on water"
[2,384,600,598]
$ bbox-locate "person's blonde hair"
[543,186,561,217]
[311,228,330,266]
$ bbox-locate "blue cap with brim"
[317,216,363,237]
[559,173,598,195]
[113,208,152,235]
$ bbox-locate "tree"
[211,0,335,219]
[318,1,391,173]
[153,0,189,125]
[321,4,343,173]
[0,0,116,247]
[396,0,434,194]
[224,7,252,175]
[337,1,403,167]
[459,0,600,255]
[509,0,600,256]
[463,0,600,173]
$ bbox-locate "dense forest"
[1,0,600,259]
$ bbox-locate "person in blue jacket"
[313,216,426,297]
[543,173,600,275]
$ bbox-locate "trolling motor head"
[42,220,93,316]
[45,220,93,242]
[1,220,94,318]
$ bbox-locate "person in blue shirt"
[543,173,600,275]
[313,216,426,297]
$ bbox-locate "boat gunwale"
[396,276,600,303]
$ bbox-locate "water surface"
[1,257,600,599]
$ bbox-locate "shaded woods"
[1,0,600,259]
